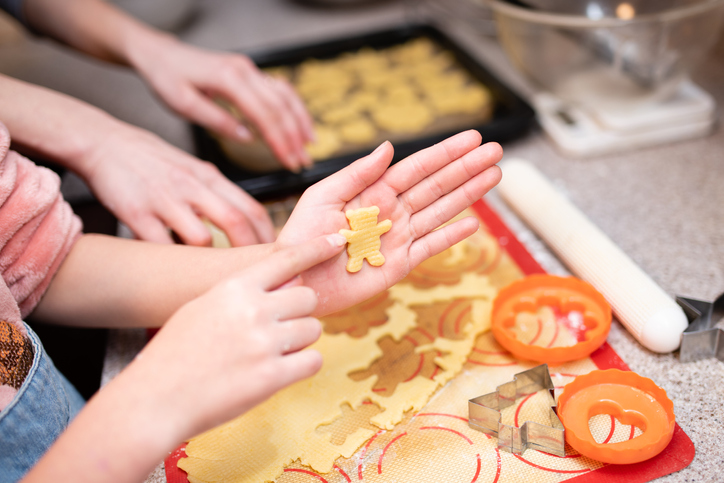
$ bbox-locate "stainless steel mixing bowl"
[484,0,724,108]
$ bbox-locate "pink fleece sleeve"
[0,121,82,334]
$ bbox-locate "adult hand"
[276,130,503,316]
[130,36,315,172]
[84,124,275,246]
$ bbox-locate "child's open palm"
[277,130,503,316]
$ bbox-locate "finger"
[275,275,303,291]
[157,201,214,246]
[172,85,253,143]
[226,73,306,171]
[253,234,347,290]
[189,186,264,246]
[408,217,480,268]
[125,214,174,244]
[303,141,393,205]
[399,142,503,214]
[382,130,483,194]
[206,177,276,244]
[252,74,311,168]
[273,77,316,144]
[183,158,276,244]
[271,349,323,389]
[267,286,318,320]
[408,165,502,239]
[273,317,322,354]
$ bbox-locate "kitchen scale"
[532,79,716,158]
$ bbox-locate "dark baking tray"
[193,23,535,201]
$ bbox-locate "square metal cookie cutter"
[676,293,724,362]
[468,364,565,457]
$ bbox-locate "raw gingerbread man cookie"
[339,206,392,273]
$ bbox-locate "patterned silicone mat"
[165,199,694,483]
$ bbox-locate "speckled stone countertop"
[1,1,722,481]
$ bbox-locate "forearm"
[22,0,174,67]
[22,354,187,483]
[32,233,277,328]
[0,73,123,179]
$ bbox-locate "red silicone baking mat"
[165,199,694,483]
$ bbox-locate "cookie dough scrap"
[339,206,392,273]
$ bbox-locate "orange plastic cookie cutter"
[557,369,676,464]
[491,274,611,364]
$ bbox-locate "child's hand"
[276,130,503,316]
[120,234,346,440]
[25,235,346,483]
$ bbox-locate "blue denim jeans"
[0,323,85,482]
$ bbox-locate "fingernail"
[372,141,388,154]
[328,233,347,247]
[236,125,253,141]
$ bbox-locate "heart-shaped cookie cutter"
[557,369,675,464]
[468,364,565,456]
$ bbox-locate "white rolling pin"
[496,159,688,353]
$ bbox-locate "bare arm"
[24,0,167,65]
[0,73,115,177]
[32,233,277,328]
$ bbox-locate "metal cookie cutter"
[468,364,565,457]
[676,293,724,362]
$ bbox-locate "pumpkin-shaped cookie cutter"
[557,369,676,464]
[491,275,611,364]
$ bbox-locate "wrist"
[123,27,180,77]
[103,353,193,452]
[73,115,134,184]
[0,76,123,181]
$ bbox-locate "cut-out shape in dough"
[321,290,393,338]
[315,401,382,446]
